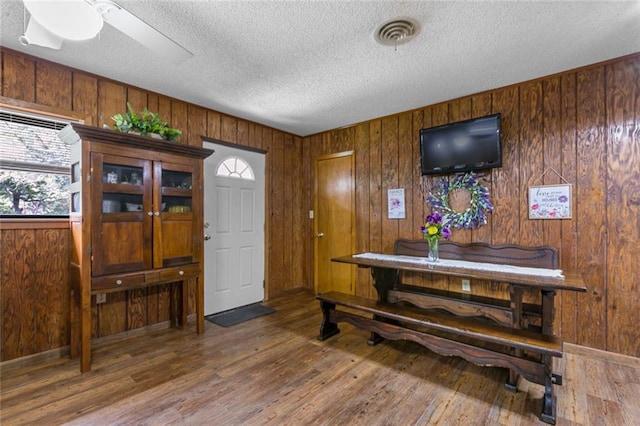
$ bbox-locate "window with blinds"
[0,109,73,216]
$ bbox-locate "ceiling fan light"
[23,0,103,41]
[19,16,64,49]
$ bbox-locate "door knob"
[204,234,211,241]
[204,222,210,228]
[317,232,324,238]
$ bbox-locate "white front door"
[203,142,265,315]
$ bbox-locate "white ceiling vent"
[375,18,419,47]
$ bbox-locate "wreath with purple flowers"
[427,172,493,229]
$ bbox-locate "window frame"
[0,97,91,220]
[215,155,255,181]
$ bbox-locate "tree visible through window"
[0,111,71,216]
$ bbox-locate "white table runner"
[353,252,564,278]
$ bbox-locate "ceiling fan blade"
[92,0,193,64]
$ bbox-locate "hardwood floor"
[1,289,638,425]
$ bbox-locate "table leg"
[506,285,525,392]
[369,267,399,345]
[539,288,559,424]
[540,353,557,424]
[371,267,399,302]
[541,289,556,335]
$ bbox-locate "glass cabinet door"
[154,161,197,268]
[91,152,153,276]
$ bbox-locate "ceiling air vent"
[375,18,419,47]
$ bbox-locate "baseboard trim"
[565,342,640,367]
[0,347,70,374]
[0,314,197,371]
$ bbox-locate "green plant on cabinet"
[110,102,182,142]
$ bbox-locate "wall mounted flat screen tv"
[420,113,502,175]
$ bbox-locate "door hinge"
[87,246,92,254]
[263,280,265,289]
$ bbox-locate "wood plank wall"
[302,53,640,358]
[1,48,638,360]
[0,48,307,361]
[1,222,69,361]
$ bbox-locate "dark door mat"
[205,303,276,327]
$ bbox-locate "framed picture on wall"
[528,184,572,219]
[387,188,405,219]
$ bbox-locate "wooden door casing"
[314,151,355,295]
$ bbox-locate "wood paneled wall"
[1,223,69,361]
[1,48,638,360]
[302,53,640,358]
[0,48,307,362]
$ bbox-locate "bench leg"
[504,371,519,393]
[367,315,384,346]
[317,301,340,341]
[540,355,557,424]
[367,314,403,346]
[367,332,384,346]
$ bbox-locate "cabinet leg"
[69,289,79,359]
[196,276,204,333]
[180,278,188,327]
[80,304,92,373]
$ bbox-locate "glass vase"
[427,238,439,262]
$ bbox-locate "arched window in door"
[215,156,254,180]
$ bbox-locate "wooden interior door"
[314,151,355,295]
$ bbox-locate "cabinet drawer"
[160,264,200,282]
[92,274,146,291]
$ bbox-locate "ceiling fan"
[19,0,193,64]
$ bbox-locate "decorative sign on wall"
[528,184,572,219]
[387,188,405,219]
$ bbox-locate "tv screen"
[420,113,502,175]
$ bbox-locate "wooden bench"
[316,240,585,425]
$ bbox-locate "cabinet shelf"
[101,212,146,219]
[102,183,144,194]
[162,187,192,197]
[163,212,194,219]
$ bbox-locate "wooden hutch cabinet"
[60,124,213,372]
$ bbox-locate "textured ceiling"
[1,1,639,136]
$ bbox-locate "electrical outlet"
[461,279,471,292]
[96,293,106,304]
